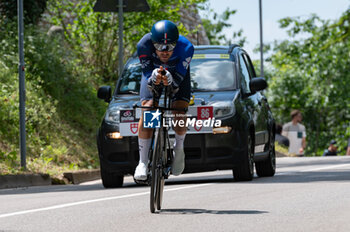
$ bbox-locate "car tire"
[100,163,124,188]
[233,132,254,181]
[255,131,276,177]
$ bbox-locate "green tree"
[267,9,350,155]
[45,0,207,82]
[0,0,47,25]
[200,5,246,46]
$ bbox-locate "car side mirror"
[97,86,112,103]
[250,77,267,92]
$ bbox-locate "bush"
[0,24,106,175]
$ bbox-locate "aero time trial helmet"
[151,20,179,51]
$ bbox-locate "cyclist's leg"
[172,100,189,136]
[172,68,191,135]
[171,71,190,175]
[135,77,159,180]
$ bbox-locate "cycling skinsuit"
[137,33,194,102]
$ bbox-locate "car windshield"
[117,56,236,94]
[190,58,236,91]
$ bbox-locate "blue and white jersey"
[137,33,194,88]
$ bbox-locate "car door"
[242,53,269,150]
[238,52,267,151]
[237,52,260,142]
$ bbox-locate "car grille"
[108,152,128,162]
[207,147,233,158]
[184,148,202,159]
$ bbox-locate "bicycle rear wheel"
[150,129,162,213]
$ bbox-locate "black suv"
[97,45,276,188]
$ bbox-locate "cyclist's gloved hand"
[159,69,179,95]
[150,68,162,85]
[161,69,173,86]
[148,67,178,96]
[148,69,162,97]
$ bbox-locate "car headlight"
[211,101,235,118]
[105,106,120,125]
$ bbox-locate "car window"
[243,54,256,78]
[118,63,142,94]
[190,59,236,91]
[238,54,251,94]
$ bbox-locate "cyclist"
[134,20,194,181]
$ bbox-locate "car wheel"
[233,132,254,181]
[100,163,124,188]
[255,131,276,177]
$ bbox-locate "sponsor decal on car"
[119,106,221,136]
[120,110,135,122]
[192,54,230,59]
[129,123,138,134]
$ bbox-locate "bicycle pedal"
[163,166,172,179]
[134,175,151,185]
[134,179,148,185]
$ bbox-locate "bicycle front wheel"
[150,128,163,213]
[157,129,168,210]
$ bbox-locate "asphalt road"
[1,156,350,232]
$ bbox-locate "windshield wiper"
[192,89,211,92]
[193,88,236,92]
[119,90,139,94]
[126,90,139,94]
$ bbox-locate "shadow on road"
[163,170,350,186]
[2,168,350,195]
[159,208,268,215]
[126,174,236,188]
[255,171,350,184]
[0,183,106,195]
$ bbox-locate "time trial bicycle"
[134,86,187,213]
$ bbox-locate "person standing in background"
[323,140,338,156]
[282,110,306,156]
[275,124,289,147]
[346,138,350,156]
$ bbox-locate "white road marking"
[276,163,350,176]
[0,184,212,219]
[302,163,350,172]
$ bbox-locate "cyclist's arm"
[172,37,194,88]
[137,34,154,81]
[137,34,163,95]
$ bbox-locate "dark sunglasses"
[153,42,176,52]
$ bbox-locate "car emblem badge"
[130,123,138,134]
